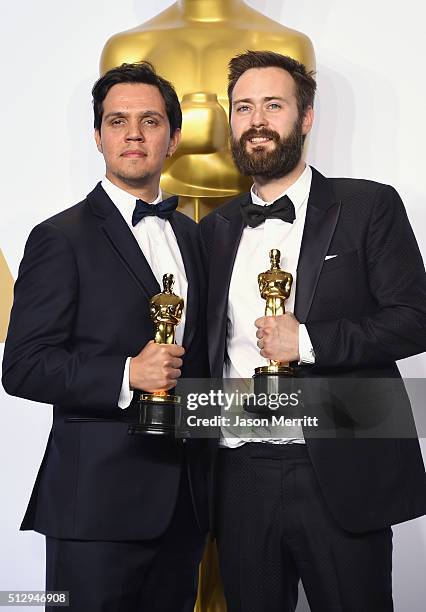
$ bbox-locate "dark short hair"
[228,50,316,118]
[92,62,182,134]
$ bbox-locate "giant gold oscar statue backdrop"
[101,1,315,609]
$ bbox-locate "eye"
[111,118,125,126]
[236,105,251,113]
[142,117,159,127]
[267,102,281,110]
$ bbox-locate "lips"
[121,150,146,158]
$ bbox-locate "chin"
[117,172,152,187]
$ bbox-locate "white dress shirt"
[100,177,188,409]
[222,164,315,447]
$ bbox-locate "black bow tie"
[240,194,296,228]
[132,195,178,226]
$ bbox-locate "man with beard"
[199,51,426,611]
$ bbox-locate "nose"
[125,119,144,142]
[251,106,268,129]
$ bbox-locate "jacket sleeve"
[2,222,127,410]
[306,185,426,367]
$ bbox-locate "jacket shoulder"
[329,176,395,199]
[37,198,90,232]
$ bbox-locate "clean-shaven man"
[2,62,210,612]
[199,51,426,612]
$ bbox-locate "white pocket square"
[325,254,338,260]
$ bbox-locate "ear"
[301,107,314,136]
[167,128,181,157]
[94,129,103,153]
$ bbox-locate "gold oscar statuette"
[128,273,184,436]
[256,248,294,376]
[244,249,295,417]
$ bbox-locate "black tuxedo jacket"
[2,183,211,541]
[199,166,426,533]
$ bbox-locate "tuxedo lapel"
[208,197,246,376]
[87,183,160,299]
[168,213,199,351]
[294,168,341,323]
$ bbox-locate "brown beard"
[230,117,304,179]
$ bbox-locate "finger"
[164,358,183,369]
[159,346,184,359]
[254,317,265,328]
[169,345,185,356]
[165,371,181,389]
[256,329,264,339]
[165,367,182,380]
[140,339,155,354]
[257,339,264,349]
[261,318,275,330]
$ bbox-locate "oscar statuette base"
[244,364,297,416]
[127,392,181,436]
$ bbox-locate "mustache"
[239,127,281,144]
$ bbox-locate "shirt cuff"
[118,357,133,409]
[298,324,316,364]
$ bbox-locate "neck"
[178,0,246,21]
[253,160,306,202]
[106,172,160,202]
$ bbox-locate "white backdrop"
[0,1,425,610]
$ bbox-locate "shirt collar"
[250,164,312,215]
[101,176,163,228]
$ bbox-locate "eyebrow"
[232,96,288,105]
[103,110,165,121]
